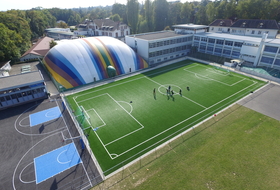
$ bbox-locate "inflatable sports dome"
[43,37,148,89]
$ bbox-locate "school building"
[125,19,280,69]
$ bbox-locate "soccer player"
[179,89,182,96]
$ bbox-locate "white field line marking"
[74,63,192,101]
[90,108,106,128]
[104,93,144,146]
[206,68,229,76]
[57,150,71,164]
[80,105,90,119]
[19,116,30,127]
[108,81,264,172]
[106,80,258,159]
[19,162,36,183]
[118,101,133,114]
[94,130,113,159]
[144,76,207,109]
[186,63,245,83]
[184,68,245,86]
[74,92,144,159]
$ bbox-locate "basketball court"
[0,97,103,190]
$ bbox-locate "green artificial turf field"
[65,60,266,175]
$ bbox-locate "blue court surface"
[34,142,82,184]
[29,106,62,127]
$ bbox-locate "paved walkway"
[238,83,280,121]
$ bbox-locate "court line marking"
[12,132,61,190]
[104,82,266,174]
[19,162,36,183]
[54,100,92,188]
[57,150,71,164]
[145,78,207,109]
[74,63,191,101]
[14,104,66,136]
[184,68,245,86]
[69,63,261,160]
[105,80,258,159]
[19,116,30,127]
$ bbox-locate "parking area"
[0,96,103,190]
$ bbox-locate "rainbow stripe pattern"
[43,37,148,89]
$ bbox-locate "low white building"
[209,19,279,39]
[126,30,193,66]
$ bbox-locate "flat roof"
[0,71,44,91]
[132,31,185,41]
[172,24,209,29]
[195,32,263,43]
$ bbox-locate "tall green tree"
[168,2,183,25]
[0,23,22,62]
[181,2,192,24]
[112,3,127,23]
[0,11,32,55]
[144,0,153,31]
[127,0,139,34]
[153,0,168,31]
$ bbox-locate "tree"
[168,2,183,25]
[49,40,57,49]
[153,0,168,31]
[181,2,192,24]
[112,3,127,23]
[0,23,22,62]
[110,14,121,22]
[127,0,139,34]
[56,22,68,28]
[144,0,153,31]
[0,11,32,55]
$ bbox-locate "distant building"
[45,28,75,40]
[208,19,233,33]
[125,19,280,69]
[209,19,279,38]
[75,19,130,41]
[20,36,54,62]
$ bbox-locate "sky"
[1,0,194,11]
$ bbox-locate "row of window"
[260,56,280,66]
[264,46,279,53]
[199,46,240,58]
[0,88,46,103]
[149,37,192,48]
[194,37,243,47]
[149,45,187,58]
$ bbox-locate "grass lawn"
[92,105,280,190]
[65,60,266,175]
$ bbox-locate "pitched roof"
[209,19,233,27]
[93,19,121,31]
[231,19,279,29]
[21,36,54,58]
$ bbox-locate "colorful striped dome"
[43,37,148,89]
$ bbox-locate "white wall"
[244,29,277,38]
[136,39,148,60]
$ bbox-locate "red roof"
[21,36,54,58]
